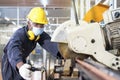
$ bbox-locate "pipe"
[76,58,117,80]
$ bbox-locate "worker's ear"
[26,18,30,24]
[26,18,31,27]
[27,20,32,30]
[27,19,30,24]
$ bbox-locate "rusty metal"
[76,58,117,80]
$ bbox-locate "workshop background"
[0,0,119,80]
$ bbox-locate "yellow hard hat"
[27,7,48,24]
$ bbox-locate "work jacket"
[1,26,59,80]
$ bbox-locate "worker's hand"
[19,64,32,80]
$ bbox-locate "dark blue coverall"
[1,26,60,80]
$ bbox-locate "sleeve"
[38,32,59,57]
[6,30,24,70]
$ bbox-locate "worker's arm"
[5,29,25,70]
[5,27,34,79]
[38,32,60,57]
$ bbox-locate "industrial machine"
[29,0,120,79]
[51,6,120,79]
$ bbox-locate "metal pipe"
[72,0,79,25]
[76,58,117,80]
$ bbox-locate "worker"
[1,7,62,80]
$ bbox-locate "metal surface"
[72,0,79,25]
[83,3,109,22]
[76,58,119,80]
[52,58,120,80]
[104,21,120,50]
[58,43,89,59]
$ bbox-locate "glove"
[19,64,32,80]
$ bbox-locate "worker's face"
[28,21,44,29]
[28,21,45,35]
[31,22,44,28]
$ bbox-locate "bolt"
[117,67,120,70]
[91,39,95,43]
[94,52,96,54]
[112,63,115,66]
[116,62,119,65]
[116,58,119,61]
